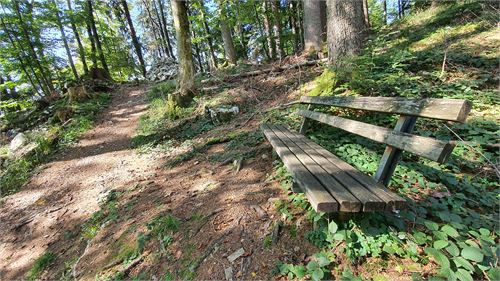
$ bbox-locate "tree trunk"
[187,7,204,72]
[157,0,176,59]
[170,0,194,106]
[383,0,387,24]
[53,0,79,79]
[362,0,370,28]
[86,23,98,66]
[263,1,276,60]
[218,2,237,65]
[122,0,147,77]
[270,1,283,60]
[303,0,322,55]
[253,3,270,60]
[66,0,88,75]
[320,0,327,42]
[327,0,366,65]
[87,0,110,76]
[200,0,218,69]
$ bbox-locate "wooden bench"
[261,96,472,213]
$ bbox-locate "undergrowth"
[269,3,499,281]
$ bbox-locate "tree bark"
[303,0,322,55]
[170,0,194,106]
[53,0,79,79]
[121,0,147,77]
[66,0,89,75]
[362,0,370,28]
[252,3,270,60]
[327,0,366,65]
[87,0,110,75]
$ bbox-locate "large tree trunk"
[327,0,366,65]
[219,2,237,65]
[170,0,194,106]
[362,0,370,28]
[87,0,110,76]
[122,0,147,77]
[66,0,89,75]
[303,0,322,55]
[54,0,79,79]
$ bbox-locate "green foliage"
[26,252,56,281]
[277,253,331,281]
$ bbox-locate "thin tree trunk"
[362,0,370,28]
[158,0,175,59]
[142,0,166,58]
[219,5,238,65]
[87,0,110,75]
[53,0,78,79]
[263,1,276,60]
[1,18,42,96]
[200,0,218,69]
[270,1,283,60]
[13,1,54,93]
[327,0,366,65]
[122,0,147,77]
[252,3,270,60]
[383,0,387,24]
[86,23,98,66]
[187,7,204,72]
[171,0,194,106]
[66,0,88,75]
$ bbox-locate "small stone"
[224,266,233,281]
[9,133,27,152]
[294,246,300,252]
[227,247,245,263]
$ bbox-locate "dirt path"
[0,85,158,279]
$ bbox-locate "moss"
[307,68,338,97]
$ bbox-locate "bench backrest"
[298,96,472,186]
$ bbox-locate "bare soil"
[0,63,324,280]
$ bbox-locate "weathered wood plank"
[274,125,384,212]
[283,127,406,211]
[374,115,417,186]
[297,110,455,163]
[261,124,338,212]
[271,125,363,212]
[300,96,472,123]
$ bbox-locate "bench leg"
[335,212,354,222]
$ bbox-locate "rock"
[147,58,178,82]
[205,106,239,124]
[227,247,245,263]
[9,133,27,152]
[224,266,233,281]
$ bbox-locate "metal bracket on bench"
[374,115,418,186]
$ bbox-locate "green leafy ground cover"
[0,93,110,196]
[269,3,499,280]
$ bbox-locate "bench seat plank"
[274,125,387,212]
[271,125,363,212]
[262,124,406,212]
[261,124,339,212]
[282,126,406,211]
